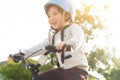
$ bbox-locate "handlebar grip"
[45,45,71,52]
[11,52,25,63]
[45,45,56,51]
[13,54,21,63]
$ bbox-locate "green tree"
[73,1,118,80]
[0,59,54,80]
[0,61,31,80]
[104,57,120,80]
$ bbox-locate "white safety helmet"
[44,0,73,16]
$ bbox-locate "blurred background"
[0,0,120,80]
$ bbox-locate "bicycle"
[10,45,71,80]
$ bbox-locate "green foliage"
[0,59,54,80]
[89,76,98,80]
[87,48,110,71]
[104,57,120,80]
[0,61,31,80]
[107,69,120,80]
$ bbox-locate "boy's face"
[47,6,64,30]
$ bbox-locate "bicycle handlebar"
[44,45,71,55]
[9,45,72,80]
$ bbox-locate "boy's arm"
[21,39,51,59]
[67,24,85,50]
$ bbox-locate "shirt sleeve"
[21,39,51,59]
[67,24,85,50]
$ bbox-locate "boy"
[10,0,89,80]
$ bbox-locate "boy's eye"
[47,15,50,18]
[47,13,58,18]
[53,13,57,15]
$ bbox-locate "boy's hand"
[8,54,14,61]
[56,41,68,51]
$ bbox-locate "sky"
[0,0,120,62]
[0,0,49,61]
